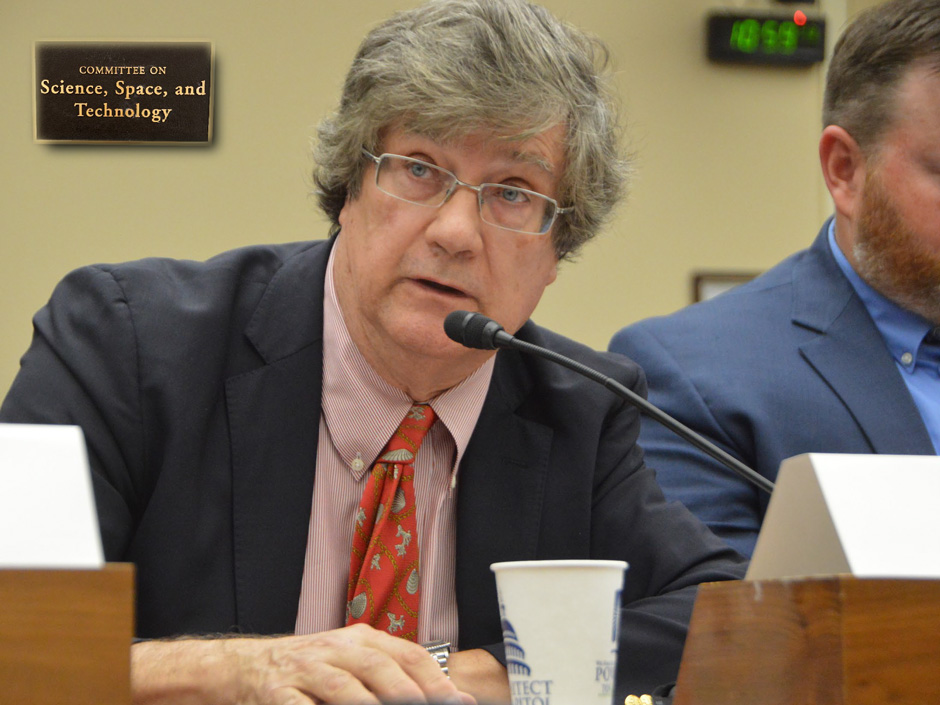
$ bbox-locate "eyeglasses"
[362,149,571,235]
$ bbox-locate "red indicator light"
[794,10,807,26]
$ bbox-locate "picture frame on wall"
[691,272,759,303]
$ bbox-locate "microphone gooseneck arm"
[444,310,774,495]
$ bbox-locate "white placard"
[747,453,940,580]
[0,423,104,568]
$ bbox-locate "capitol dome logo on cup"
[491,559,628,705]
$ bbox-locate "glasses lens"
[480,185,556,234]
[376,155,452,206]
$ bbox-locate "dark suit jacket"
[609,221,935,558]
[1,237,743,698]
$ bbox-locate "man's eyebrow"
[510,150,557,176]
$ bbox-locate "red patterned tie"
[346,404,437,640]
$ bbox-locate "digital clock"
[707,11,826,66]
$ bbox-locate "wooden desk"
[673,577,940,705]
[0,564,133,705]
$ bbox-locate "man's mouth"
[415,278,467,297]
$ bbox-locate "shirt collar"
[827,220,936,369]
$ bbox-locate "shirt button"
[351,457,365,472]
[901,352,914,366]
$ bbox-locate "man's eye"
[408,162,430,178]
[500,187,529,204]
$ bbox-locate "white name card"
[747,453,940,580]
[0,423,104,568]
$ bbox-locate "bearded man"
[609,0,940,558]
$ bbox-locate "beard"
[853,169,940,324]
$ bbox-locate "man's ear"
[819,125,868,220]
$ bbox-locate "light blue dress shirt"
[828,221,940,453]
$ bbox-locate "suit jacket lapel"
[225,240,332,633]
[793,225,934,455]
[455,345,553,648]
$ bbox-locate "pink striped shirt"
[294,245,495,647]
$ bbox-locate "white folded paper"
[0,423,104,568]
[748,453,940,580]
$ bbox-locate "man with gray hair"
[611,0,940,558]
[2,0,743,702]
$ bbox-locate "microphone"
[444,310,774,495]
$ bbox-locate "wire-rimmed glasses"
[362,149,570,235]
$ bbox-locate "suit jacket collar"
[792,221,934,454]
[244,240,332,364]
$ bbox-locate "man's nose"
[426,185,485,255]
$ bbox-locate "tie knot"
[379,404,437,464]
[405,403,436,428]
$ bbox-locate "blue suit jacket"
[1,237,743,699]
[609,221,935,557]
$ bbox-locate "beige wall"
[1,0,851,397]
[849,0,887,14]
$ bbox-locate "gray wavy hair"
[313,0,630,260]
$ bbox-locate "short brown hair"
[313,0,630,260]
[824,0,940,153]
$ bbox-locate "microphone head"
[443,310,475,346]
[443,310,504,350]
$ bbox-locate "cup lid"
[490,559,628,572]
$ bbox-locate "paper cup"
[491,559,628,705]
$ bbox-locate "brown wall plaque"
[34,40,214,144]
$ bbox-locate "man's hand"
[131,623,477,705]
